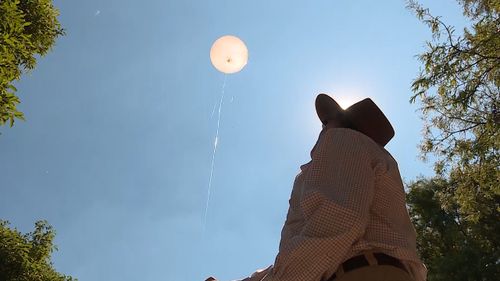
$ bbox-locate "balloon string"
[203,74,227,235]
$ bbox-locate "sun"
[321,84,368,109]
[333,94,361,109]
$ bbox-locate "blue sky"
[0,1,467,280]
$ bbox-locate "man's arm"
[238,265,273,281]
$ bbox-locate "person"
[207,94,427,281]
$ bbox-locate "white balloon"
[210,35,248,74]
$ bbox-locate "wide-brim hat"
[315,93,395,146]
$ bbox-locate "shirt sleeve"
[232,265,273,281]
[266,128,383,281]
[279,173,306,244]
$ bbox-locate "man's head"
[315,94,395,146]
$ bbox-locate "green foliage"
[407,0,500,279]
[0,220,76,281]
[0,0,64,127]
[406,178,500,281]
[407,0,499,172]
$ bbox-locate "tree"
[406,178,499,281]
[407,0,499,175]
[0,220,76,281]
[0,0,64,127]
[406,0,499,279]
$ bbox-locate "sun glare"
[319,83,369,110]
[333,94,363,109]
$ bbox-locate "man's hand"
[206,265,272,281]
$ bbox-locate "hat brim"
[315,94,395,146]
[345,98,394,146]
[315,93,344,125]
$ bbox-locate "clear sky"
[0,1,468,280]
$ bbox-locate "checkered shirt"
[236,128,427,281]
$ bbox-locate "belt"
[327,252,408,281]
